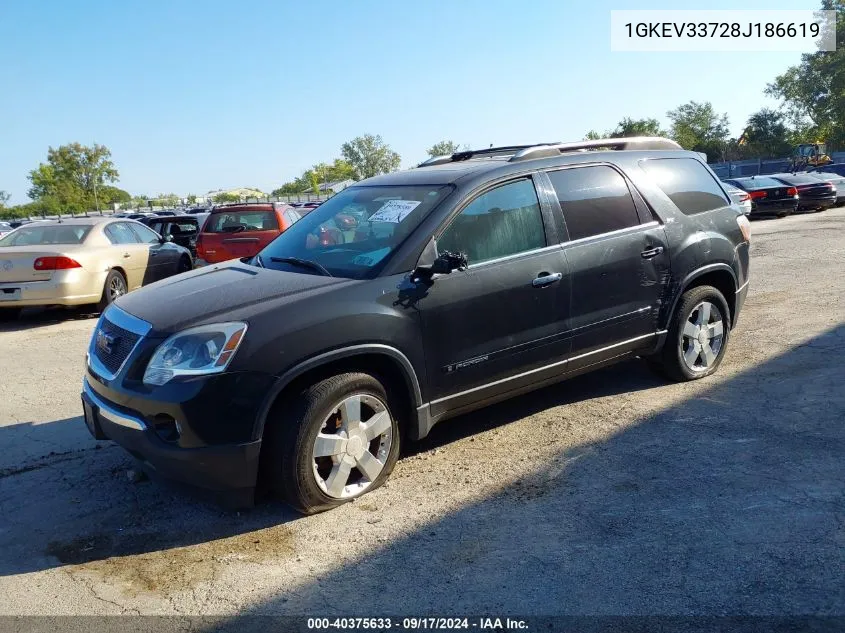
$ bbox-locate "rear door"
[542,165,671,369]
[201,208,280,262]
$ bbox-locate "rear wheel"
[97,269,127,312]
[263,372,401,514]
[649,285,730,382]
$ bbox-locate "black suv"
[81,137,751,513]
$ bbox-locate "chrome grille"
[88,307,151,379]
[93,319,140,375]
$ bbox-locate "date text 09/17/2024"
[306,617,529,630]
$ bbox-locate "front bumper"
[0,269,106,307]
[82,377,261,507]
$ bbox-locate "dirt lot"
[0,209,843,617]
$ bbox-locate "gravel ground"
[0,208,843,618]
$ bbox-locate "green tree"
[738,109,793,159]
[341,134,401,180]
[766,0,844,147]
[186,194,197,205]
[666,101,731,162]
[584,130,604,140]
[27,143,119,213]
[213,192,240,203]
[153,193,180,207]
[0,190,10,209]
[426,140,462,157]
[271,182,303,196]
[610,117,668,138]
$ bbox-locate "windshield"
[255,184,453,279]
[0,224,92,246]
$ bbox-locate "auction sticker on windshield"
[368,200,421,223]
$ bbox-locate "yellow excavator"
[790,142,832,171]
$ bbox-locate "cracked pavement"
[0,209,843,616]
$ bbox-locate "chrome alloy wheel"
[108,274,127,301]
[680,301,724,372]
[312,393,393,499]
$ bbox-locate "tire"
[649,285,731,382]
[263,372,402,514]
[97,269,127,312]
[176,256,192,275]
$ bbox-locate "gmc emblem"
[96,330,117,355]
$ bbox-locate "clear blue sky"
[0,0,818,204]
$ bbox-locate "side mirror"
[162,234,174,243]
[412,242,468,282]
[430,252,466,274]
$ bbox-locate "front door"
[416,177,571,415]
[543,165,670,369]
[128,222,179,283]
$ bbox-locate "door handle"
[532,272,563,288]
[641,246,664,259]
[122,253,131,258]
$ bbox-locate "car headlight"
[143,322,247,386]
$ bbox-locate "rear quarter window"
[641,157,729,215]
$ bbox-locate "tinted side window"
[641,158,729,215]
[547,166,641,241]
[105,222,141,244]
[130,223,162,244]
[438,179,545,265]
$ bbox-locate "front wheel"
[264,372,402,514]
[176,256,192,275]
[649,285,730,382]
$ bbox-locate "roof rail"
[417,143,562,167]
[509,136,682,162]
[416,136,682,168]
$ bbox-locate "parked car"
[140,215,201,258]
[195,203,301,264]
[722,183,752,215]
[153,209,184,217]
[0,222,13,237]
[114,212,154,220]
[807,163,845,177]
[722,177,799,217]
[0,217,193,320]
[81,137,751,513]
[803,170,845,205]
[770,173,836,212]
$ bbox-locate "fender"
[664,263,738,329]
[252,344,423,439]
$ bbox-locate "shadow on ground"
[222,324,844,617]
[1,326,842,617]
[0,306,98,332]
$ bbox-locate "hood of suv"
[114,259,356,332]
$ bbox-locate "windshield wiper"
[269,257,332,277]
